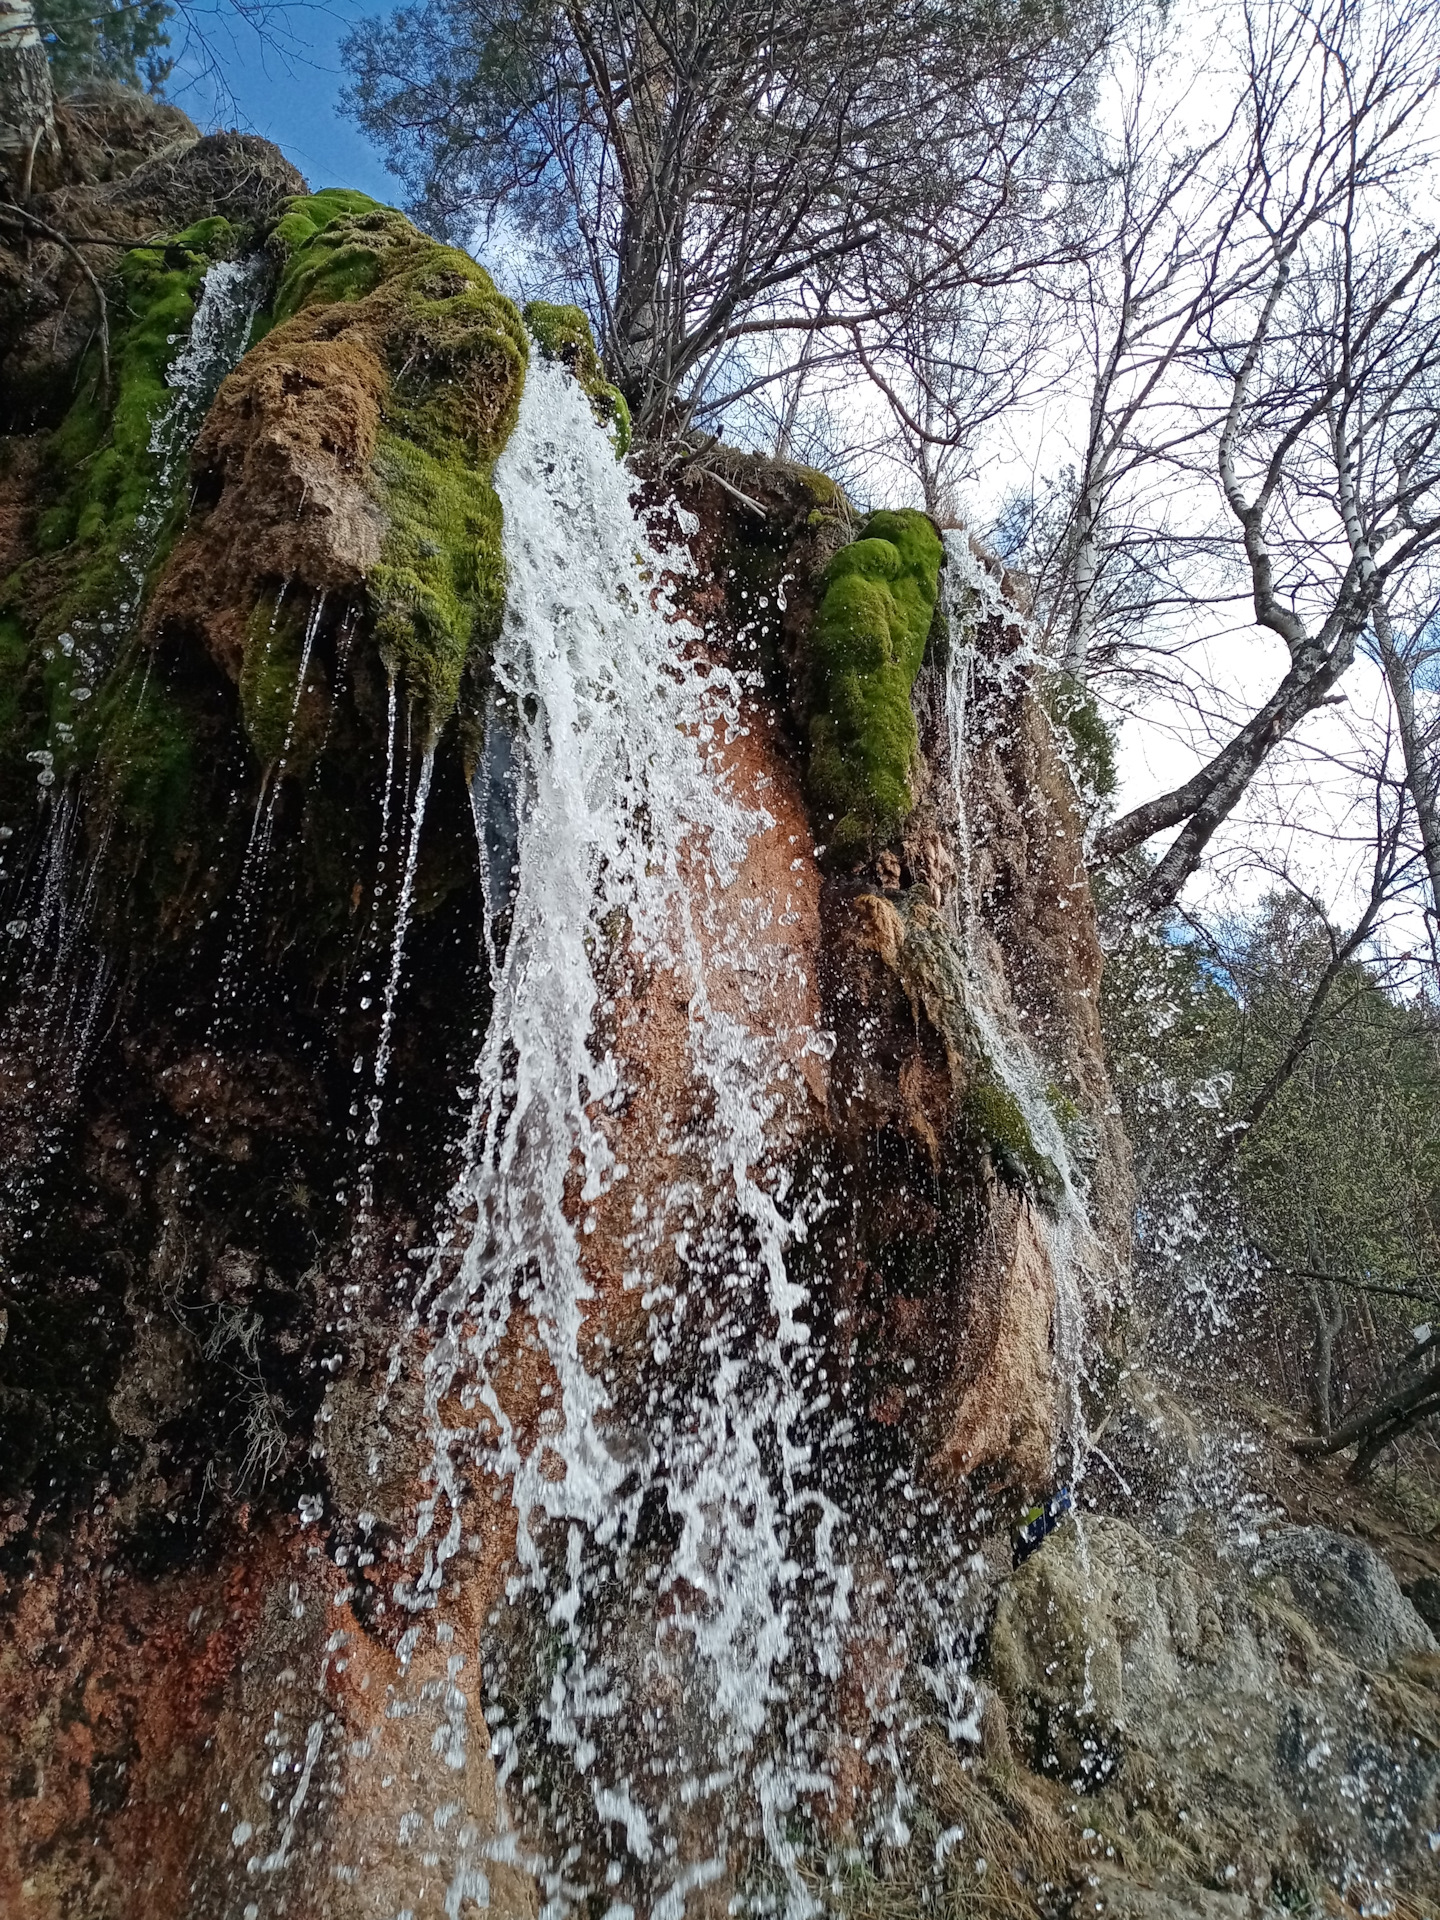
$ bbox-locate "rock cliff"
[3,89,1435,1920]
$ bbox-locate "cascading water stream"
[939,530,1100,1473]
[363,738,436,1147]
[410,356,869,1914]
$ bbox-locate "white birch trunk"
[0,0,53,174]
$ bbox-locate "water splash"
[408,355,877,1914]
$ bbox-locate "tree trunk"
[1308,1278,1343,1437]
[0,0,53,183]
[1374,601,1440,923]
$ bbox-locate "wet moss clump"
[0,220,237,798]
[257,191,529,728]
[966,1078,1062,1203]
[264,188,396,321]
[523,300,631,456]
[89,665,194,848]
[808,508,944,862]
[26,218,238,637]
[237,592,329,774]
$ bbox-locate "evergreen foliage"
[36,0,173,92]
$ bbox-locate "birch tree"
[0,0,54,185]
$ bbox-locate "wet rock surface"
[0,103,1295,1920]
[988,1512,1440,1910]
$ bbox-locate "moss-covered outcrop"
[0,217,242,814]
[152,190,528,738]
[522,300,630,456]
[3,216,237,634]
[855,889,1064,1202]
[807,507,943,862]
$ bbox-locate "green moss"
[237,593,329,771]
[1047,671,1117,806]
[249,193,529,729]
[88,662,193,847]
[807,508,944,861]
[522,300,630,456]
[0,614,28,749]
[966,1079,1061,1202]
[369,430,507,719]
[16,218,237,640]
[265,190,403,327]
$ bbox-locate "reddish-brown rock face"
[0,130,1128,1914]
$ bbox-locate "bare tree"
[344,0,1111,437]
[977,0,1440,921]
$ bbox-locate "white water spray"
[413,356,859,1913]
[940,529,1101,1472]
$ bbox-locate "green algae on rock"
[0,219,244,811]
[807,507,943,862]
[522,300,631,456]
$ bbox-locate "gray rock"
[985,1513,1440,1914]
[1072,1870,1256,1918]
[1404,1572,1440,1638]
[1253,1525,1436,1669]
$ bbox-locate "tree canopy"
[343,0,1111,434]
[36,0,173,92]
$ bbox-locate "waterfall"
[939,529,1100,1474]
[413,354,863,1914]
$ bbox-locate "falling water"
[137,254,271,562]
[212,585,329,1015]
[405,355,887,1914]
[364,742,436,1148]
[939,529,1101,1472]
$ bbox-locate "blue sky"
[166,0,396,200]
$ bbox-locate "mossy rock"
[12,217,238,644]
[966,1078,1062,1203]
[522,300,631,456]
[264,188,397,320]
[866,893,1064,1206]
[255,191,529,730]
[807,508,943,862]
[0,219,241,800]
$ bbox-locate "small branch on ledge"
[685,460,769,519]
